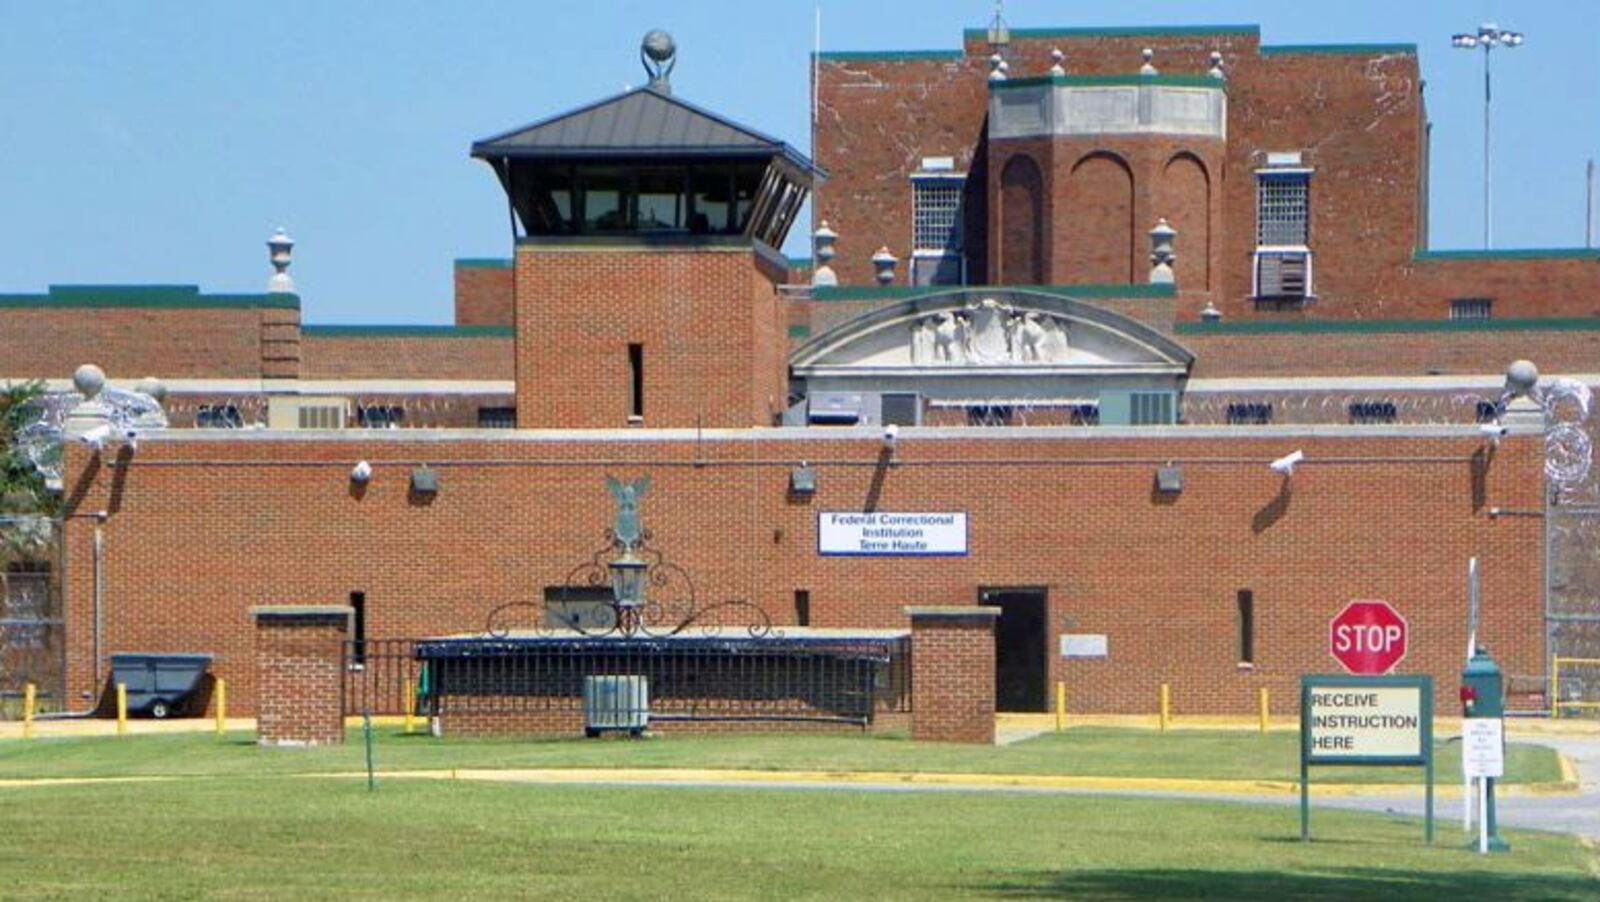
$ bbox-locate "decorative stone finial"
[1049,47,1066,76]
[1149,219,1177,285]
[988,53,1007,82]
[266,227,295,294]
[134,376,167,404]
[1200,301,1222,322]
[811,221,839,287]
[1140,47,1158,76]
[871,246,899,285]
[1504,360,1539,399]
[1208,51,1226,80]
[641,30,677,94]
[73,364,106,401]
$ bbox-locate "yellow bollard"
[22,683,36,740]
[1550,658,1560,719]
[1159,683,1171,732]
[1054,681,1065,732]
[1258,686,1270,734]
[116,683,128,737]
[404,681,417,735]
[214,678,227,736]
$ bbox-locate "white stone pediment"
[791,292,1192,378]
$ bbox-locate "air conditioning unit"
[805,392,922,427]
[583,675,649,735]
[1254,250,1312,299]
[266,397,350,430]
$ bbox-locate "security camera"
[1479,422,1509,440]
[882,423,899,448]
[350,460,373,483]
[121,427,139,453]
[1269,449,1304,477]
[76,423,113,451]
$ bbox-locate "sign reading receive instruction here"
[1302,676,1427,764]
[817,512,967,556]
[1461,719,1505,779]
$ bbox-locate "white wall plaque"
[1060,634,1109,658]
[818,512,967,556]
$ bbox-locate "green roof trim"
[0,284,299,310]
[302,325,514,338]
[1261,43,1417,56]
[964,25,1259,40]
[454,257,513,269]
[813,50,965,62]
[1178,317,1600,336]
[786,256,813,269]
[993,73,1223,91]
[1414,248,1600,261]
[810,283,1176,302]
[788,324,812,339]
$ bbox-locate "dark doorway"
[979,587,1048,712]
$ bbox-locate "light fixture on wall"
[1155,464,1183,494]
[410,466,439,495]
[351,461,373,484]
[790,463,817,495]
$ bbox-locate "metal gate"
[0,516,64,718]
[1544,379,1600,715]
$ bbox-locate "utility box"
[1460,648,1505,718]
[582,675,649,735]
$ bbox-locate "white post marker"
[1461,718,1505,855]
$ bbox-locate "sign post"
[1300,674,1434,843]
[1462,718,1505,854]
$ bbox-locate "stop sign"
[1329,600,1408,675]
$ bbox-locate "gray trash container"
[109,653,214,718]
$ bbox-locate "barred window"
[1450,298,1493,321]
[1349,400,1398,424]
[912,176,965,252]
[1226,402,1274,425]
[1256,172,1309,246]
[477,407,517,429]
[356,405,405,429]
[195,404,243,429]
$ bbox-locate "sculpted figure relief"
[907,300,1069,365]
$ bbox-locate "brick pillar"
[251,606,351,747]
[906,606,1000,744]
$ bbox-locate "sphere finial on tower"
[641,30,677,94]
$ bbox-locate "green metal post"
[1423,689,1434,844]
[363,711,375,792]
[1300,681,1310,841]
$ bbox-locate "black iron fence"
[343,635,911,730]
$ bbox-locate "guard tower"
[472,31,821,428]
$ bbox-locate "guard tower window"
[1450,298,1493,321]
[628,344,645,420]
[1237,590,1254,665]
[911,167,966,286]
[1254,168,1313,301]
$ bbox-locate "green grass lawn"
[0,778,1592,899]
[0,726,1565,785]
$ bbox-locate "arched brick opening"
[1162,152,1212,290]
[1063,152,1135,284]
[999,154,1045,285]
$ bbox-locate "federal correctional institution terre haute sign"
[817,512,968,556]
[1300,674,1434,843]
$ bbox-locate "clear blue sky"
[1,1,1595,324]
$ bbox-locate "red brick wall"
[454,264,515,327]
[300,335,513,381]
[513,243,785,428]
[252,608,350,746]
[59,428,1544,719]
[910,609,998,743]
[0,307,281,379]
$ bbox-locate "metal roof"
[471,86,819,176]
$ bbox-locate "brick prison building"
[4,22,1598,724]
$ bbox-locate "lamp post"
[1451,24,1524,249]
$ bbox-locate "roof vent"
[641,30,676,94]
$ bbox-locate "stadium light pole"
[1452,24,1524,249]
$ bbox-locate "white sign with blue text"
[818,512,968,556]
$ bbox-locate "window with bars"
[195,404,243,429]
[1226,402,1274,425]
[1450,298,1493,320]
[912,176,964,251]
[1256,172,1309,246]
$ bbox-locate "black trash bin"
[109,653,214,718]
